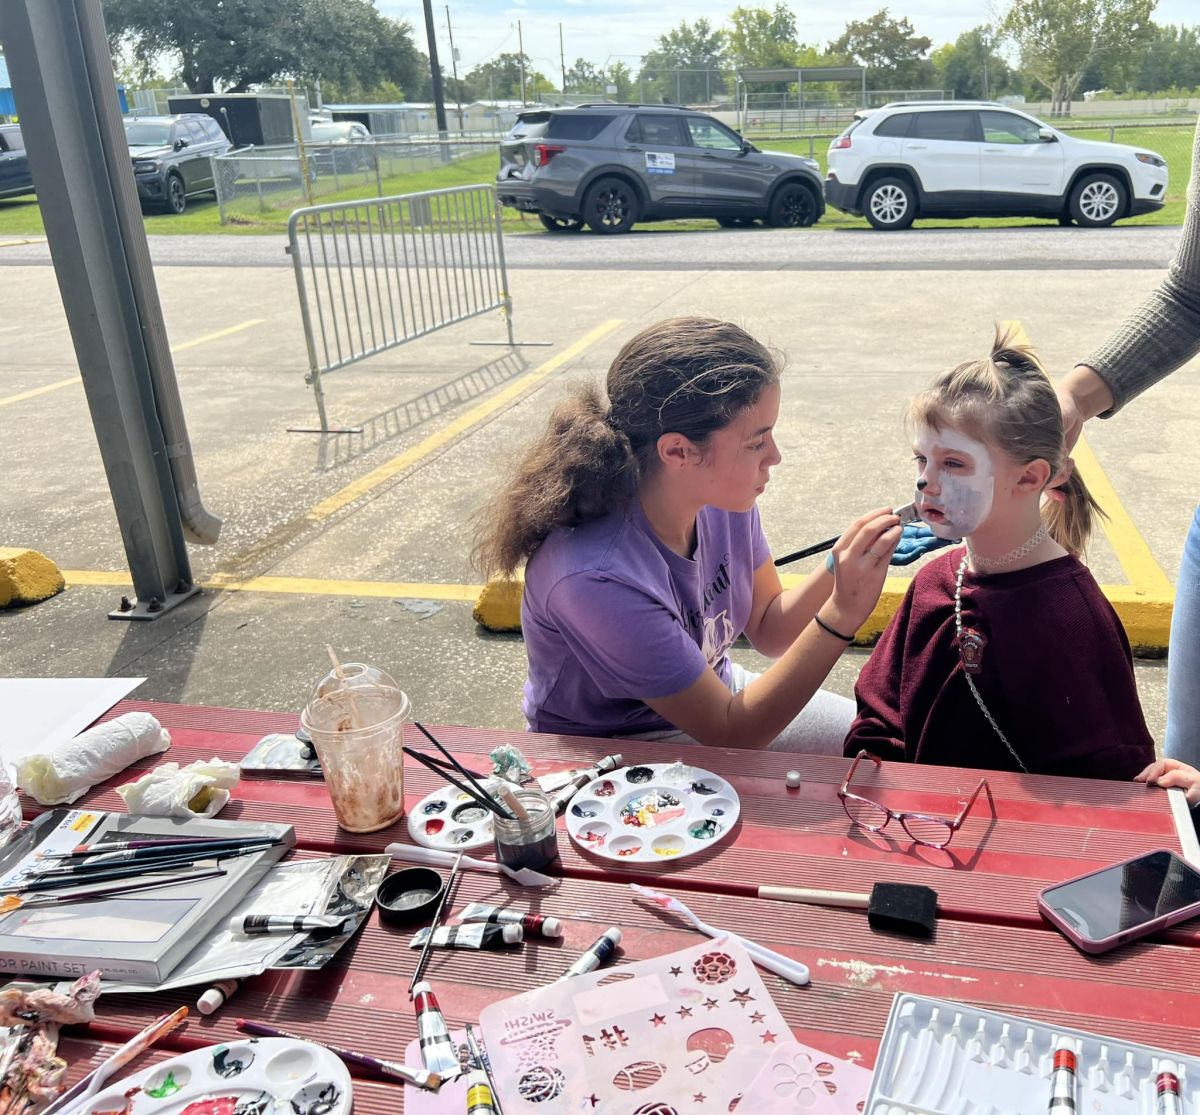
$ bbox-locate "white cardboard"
[0,677,144,766]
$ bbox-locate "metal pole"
[421,0,449,160]
[446,5,464,133]
[517,20,526,105]
[559,23,567,95]
[491,189,515,347]
[0,0,207,618]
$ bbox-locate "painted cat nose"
[916,478,929,491]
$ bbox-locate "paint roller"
[759,881,939,939]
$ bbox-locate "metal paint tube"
[466,1068,498,1114]
[1156,1063,1183,1115]
[459,902,563,938]
[558,926,622,980]
[549,754,625,812]
[412,980,461,1077]
[1047,1039,1077,1114]
[409,922,523,950]
[231,913,347,935]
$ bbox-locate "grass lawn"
[0,122,1191,238]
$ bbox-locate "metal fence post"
[493,190,515,347]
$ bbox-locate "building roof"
[0,55,10,91]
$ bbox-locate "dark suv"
[124,114,232,214]
[496,104,824,233]
[0,124,34,200]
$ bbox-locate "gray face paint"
[913,426,995,539]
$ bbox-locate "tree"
[463,54,554,102]
[1001,0,1156,115]
[565,58,606,95]
[931,26,1013,99]
[829,9,933,91]
[1134,23,1200,94]
[102,0,422,95]
[638,18,728,103]
[607,61,635,101]
[726,4,799,70]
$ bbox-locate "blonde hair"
[909,326,1104,555]
[473,317,781,578]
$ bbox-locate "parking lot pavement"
[0,229,1193,747]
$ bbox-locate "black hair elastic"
[814,613,855,643]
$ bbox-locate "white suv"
[825,101,1168,230]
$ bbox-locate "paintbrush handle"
[772,534,840,567]
[758,885,870,909]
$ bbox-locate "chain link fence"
[213,135,496,224]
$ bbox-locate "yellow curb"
[0,547,65,608]
[473,577,525,632]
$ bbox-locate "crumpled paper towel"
[16,711,171,805]
[117,757,241,817]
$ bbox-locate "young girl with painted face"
[475,316,904,752]
[844,330,1155,778]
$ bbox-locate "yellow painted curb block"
[0,547,65,608]
[473,577,525,632]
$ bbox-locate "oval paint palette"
[80,1039,351,1115]
[565,762,740,863]
[407,784,494,851]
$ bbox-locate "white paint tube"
[459,902,563,938]
[409,922,523,950]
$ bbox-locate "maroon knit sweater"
[844,550,1155,779]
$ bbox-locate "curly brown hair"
[473,316,781,578]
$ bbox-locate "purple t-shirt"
[521,499,771,737]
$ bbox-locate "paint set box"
[867,993,1196,1114]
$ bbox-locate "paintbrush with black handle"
[773,502,918,568]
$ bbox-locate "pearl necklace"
[966,523,1049,571]
[954,551,1029,774]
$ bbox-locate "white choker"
[966,523,1049,571]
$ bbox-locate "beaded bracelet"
[814,613,854,643]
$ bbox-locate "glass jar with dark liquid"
[493,786,559,870]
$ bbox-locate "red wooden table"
[29,699,1200,1113]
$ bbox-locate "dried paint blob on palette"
[406,784,496,852]
[565,762,740,863]
[79,1038,352,1115]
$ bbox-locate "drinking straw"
[325,644,364,729]
[403,746,515,821]
[409,851,463,996]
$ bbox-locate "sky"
[382,0,1197,83]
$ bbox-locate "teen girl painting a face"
[845,329,1155,779]
[475,316,904,753]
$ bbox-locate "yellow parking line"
[64,569,481,600]
[0,376,81,409]
[171,319,264,352]
[0,319,265,409]
[307,318,625,523]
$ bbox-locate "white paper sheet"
[0,678,144,766]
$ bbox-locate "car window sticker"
[645,151,676,175]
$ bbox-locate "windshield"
[124,121,171,145]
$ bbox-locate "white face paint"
[913,425,995,539]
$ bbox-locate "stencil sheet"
[480,936,791,1112]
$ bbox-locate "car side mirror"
[173,138,187,150]
[1038,127,1057,143]
[740,140,755,155]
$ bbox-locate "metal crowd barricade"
[286,184,531,432]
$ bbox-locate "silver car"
[497,104,824,234]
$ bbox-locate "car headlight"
[132,159,161,174]
[1135,152,1166,168]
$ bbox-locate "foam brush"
[630,884,810,986]
[384,841,557,888]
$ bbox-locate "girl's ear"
[1015,457,1052,495]
[656,432,698,469]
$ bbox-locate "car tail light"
[533,144,566,166]
[830,136,852,150]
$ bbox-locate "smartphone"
[1038,848,1200,954]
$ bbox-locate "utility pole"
[445,4,464,132]
[420,0,449,155]
[559,23,567,96]
[517,19,527,105]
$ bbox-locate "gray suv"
[497,104,824,234]
[124,114,232,214]
[0,124,33,200]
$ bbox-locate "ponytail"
[1042,466,1105,557]
[472,383,638,579]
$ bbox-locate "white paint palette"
[82,1038,352,1115]
[564,762,740,862]
[407,784,495,852]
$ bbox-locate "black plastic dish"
[376,867,445,925]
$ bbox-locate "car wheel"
[582,176,639,234]
[1068,173,1126,228]
[717,217,756,229]
[539,214,586,233]
[164,173,186,215]
[767,183,818,228]
[864,176,916,230]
